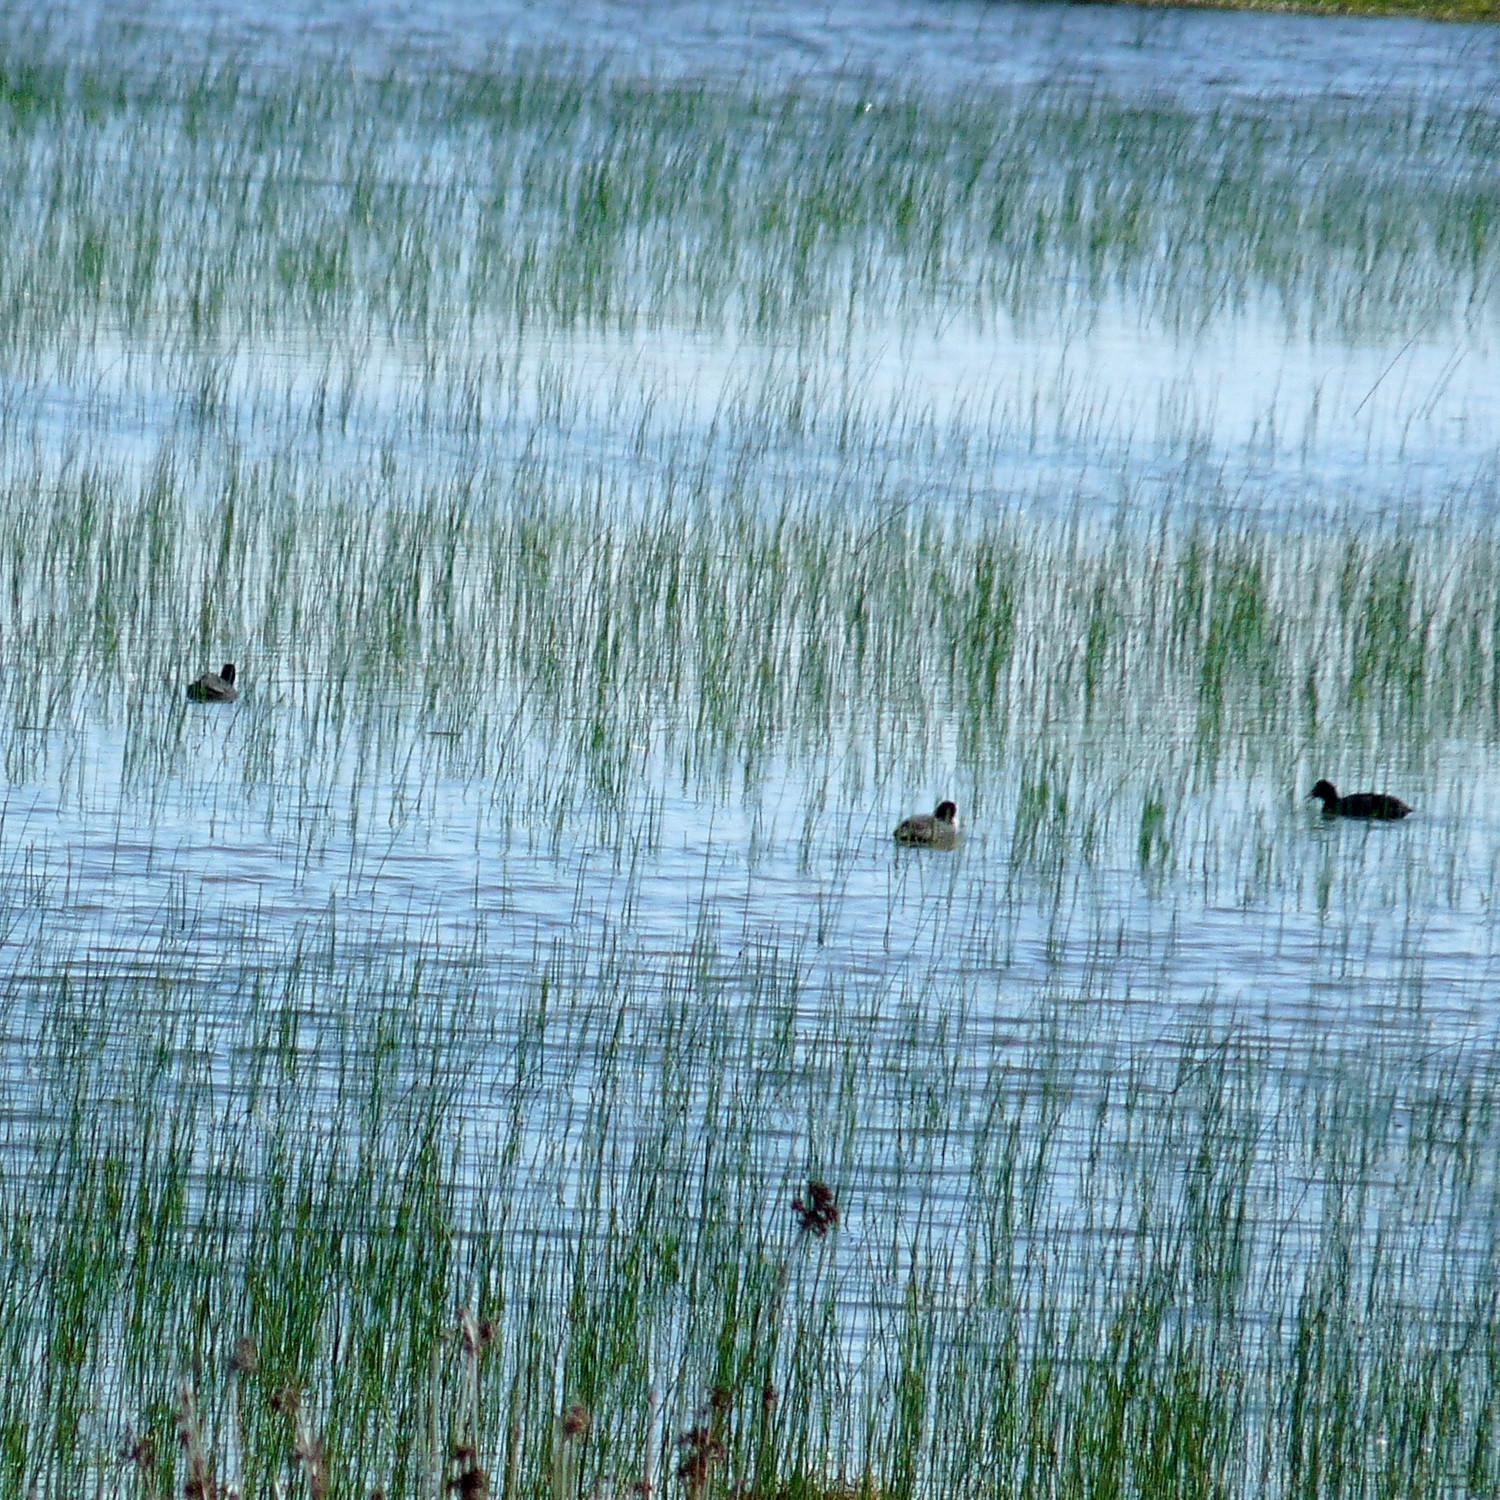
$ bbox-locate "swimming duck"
[894,800,959,846]
[1308,779,1410,820]
[186,663,238,702]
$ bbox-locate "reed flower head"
[450,1446,489,1500]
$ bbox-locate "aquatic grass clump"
[3,444,1499,909]
[3,902,1500,1495]
[0,15,1497,1497]
[0,27,1496,360]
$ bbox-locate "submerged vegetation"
[0,12,1498,1497]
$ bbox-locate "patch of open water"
[10,307,1500,528]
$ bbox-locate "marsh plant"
[0,14,1498,1499]
[4,921,1500,1497]
[0,459,1493,915]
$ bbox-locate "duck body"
[894,800,959,846]
[187,662,238,702]
[1308,779,1410,820]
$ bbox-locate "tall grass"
[3,911,1500,1495]
[2,456,1496,910]
[0,18,1498,1498]
[0,33,1495,361]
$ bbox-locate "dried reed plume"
[290,1400,329,1499]
[551,1399,591,1500]
[229,1335,258,1495]
[450,1442,491,1500]
[460,1307,497,1360]
[122,1432,157,1474]
[455,1308,496,1499]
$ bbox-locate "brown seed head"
[674,1434,726,1488]
[562,1402,591,1440]
[460,1308,479,1357]
[229,1337,260,1377]
[123,1434,158,1470]
[450,1463,490,1500]
[183,1449,217,1500]
[270,1384,302,1418]
[293,1436,328,1500]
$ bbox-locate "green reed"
[0,19,1497,1498]
[2,903,1500,1495]
[0,30,1495,358]
[3,452,1496,913]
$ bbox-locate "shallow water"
[20,304,1499,529]
[4,0,1499,1152]
[48,0,1500,106]
[3,1,1500,1482]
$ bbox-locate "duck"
[894,800,959,846]
[186,663,238,702]
[1307,779,1411,820]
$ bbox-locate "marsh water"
[9,1,1498,1018]
[4,1,1500,1491]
